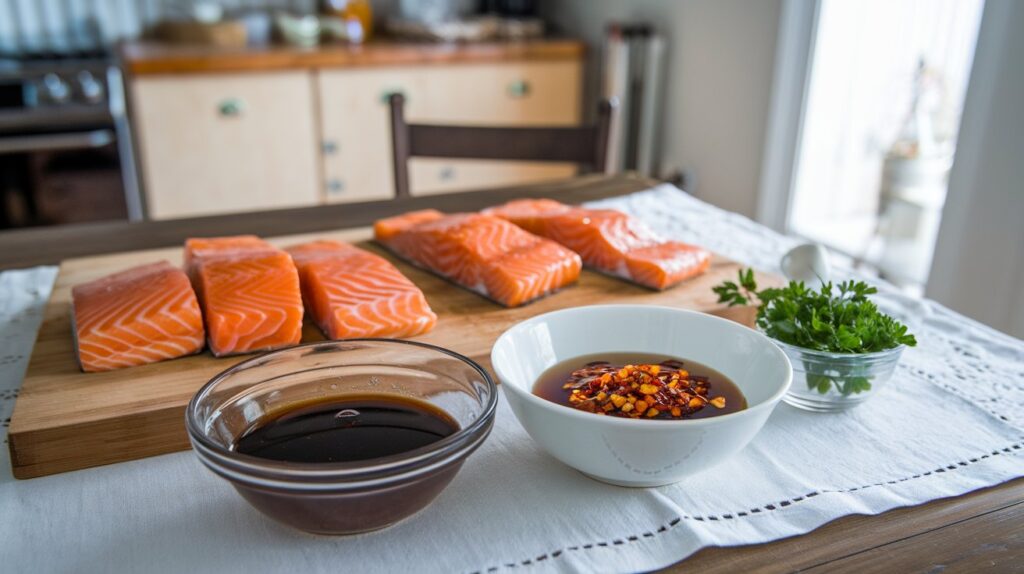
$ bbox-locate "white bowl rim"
[492,304,793,428]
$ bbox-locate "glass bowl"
[771,339,906,412]
[185,339,497,535]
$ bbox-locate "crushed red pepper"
[563,360,727,419]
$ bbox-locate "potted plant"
[713,269,917,412]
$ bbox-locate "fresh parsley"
[713,269,917,395]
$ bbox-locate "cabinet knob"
[218,98,244,117]
[439,166,455,182]
[507,80,531,99]
[380,89,407,103]
[327,179,345,194]
[322,140,338,154]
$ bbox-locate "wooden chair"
[388,93,617,198]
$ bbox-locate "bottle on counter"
[873,59,953,288]
[320,0,374,42]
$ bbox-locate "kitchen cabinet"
[131,72,321,219]
[407,60,582,197]
[316,66,421,204]
[317,61,582,202]
[124,41,584,219]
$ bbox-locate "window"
[788,0,983,290]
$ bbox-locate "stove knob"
[42,73,71,104]
[77,70,105,104]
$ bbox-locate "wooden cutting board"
[8,227,771,479]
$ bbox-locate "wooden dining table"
[0,174,1020,572]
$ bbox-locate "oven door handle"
[0,129,115,154]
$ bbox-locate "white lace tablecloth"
[2,185,1022,573]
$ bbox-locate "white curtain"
[926,0,1024,338]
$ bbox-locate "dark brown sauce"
[533,352,747,420]
[234,396,459,463]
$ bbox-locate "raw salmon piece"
[479,198,570,231]
[183,235,275,282]
[194,249,303,356]
[373,209,444,241]
[286,240,437,339]
[484,199,711,290]
[374,211,581,307]
[71,261,204,372]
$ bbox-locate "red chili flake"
[563,362,726,419]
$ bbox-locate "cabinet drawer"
[411,60,583,125]
[132,72,320,219]
[316,60,582,202]
[409,159,576,196]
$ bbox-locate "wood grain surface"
[120,39,585,76]
[7,223,771,479]
[667,477,1024,573]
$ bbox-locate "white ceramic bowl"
[491,305,792,487]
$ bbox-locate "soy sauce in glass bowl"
[186,339,497,535]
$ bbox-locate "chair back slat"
[389,93,616,199]
[408,125,601,164]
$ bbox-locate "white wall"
[926,0,1024,338]
[542,0,782,218]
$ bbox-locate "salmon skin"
[483,199,711,290]
[185,236,303,357]
[71,261,204,372]
[286,240,437,340]
[374,210,582,307]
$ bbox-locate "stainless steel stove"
[0,55,141,227]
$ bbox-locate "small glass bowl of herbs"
[713,269,917,412]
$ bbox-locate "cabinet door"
[317,67,426,204]
[409,60,583,196]
[132,72,320,220]
[316,60,582,202]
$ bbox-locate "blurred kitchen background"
[0,0,1021,337]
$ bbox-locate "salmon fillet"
[71,261,205,372]
[483,199,711,290]
[183,235,275,283]
[286,240,437,339]
[374,210,582,307]
[188,237,303,356]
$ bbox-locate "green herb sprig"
[713,269,917,395]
